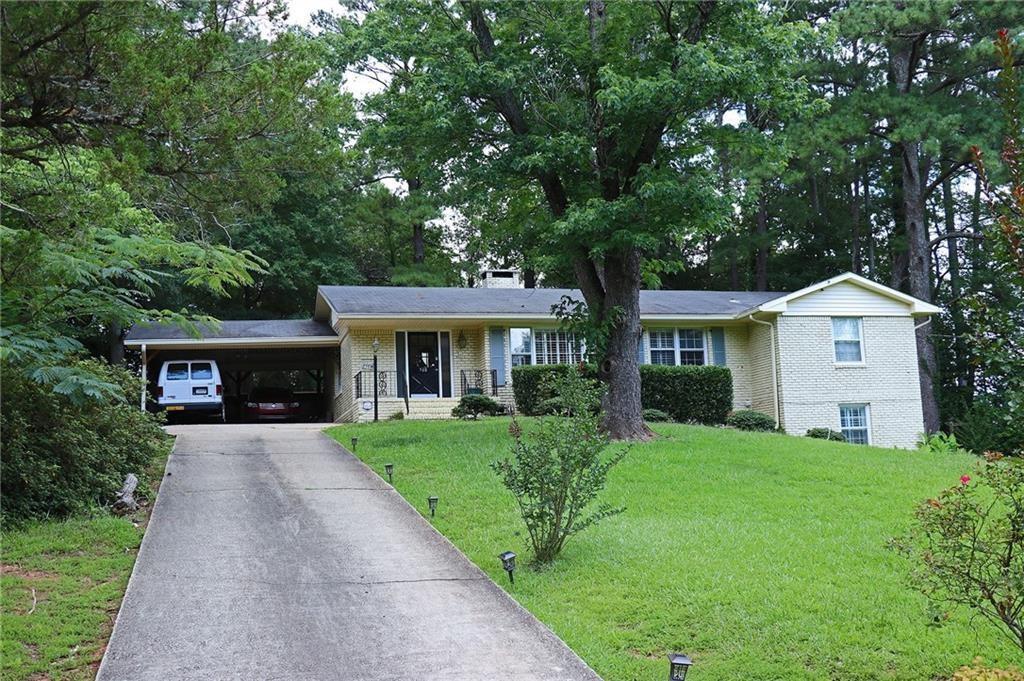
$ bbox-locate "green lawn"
[327,418,1023,681]
[1,446,171,681]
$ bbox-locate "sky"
[285,0,339,28]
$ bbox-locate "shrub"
[918,432,972,457]
[388,410,405,420]
[493,369,626,564]
[954,399,1024,457]
[639,365,733,425]
[890,457,1024,653]
[512,364,733,425]
[643,408,673,422]
[452,394,503,419]
[726,409,776,432]
[1,359,170,521]
[806,427,846,442]
[510,365,578,415]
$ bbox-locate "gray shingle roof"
[125,318,336,341]
[317,286,786,317]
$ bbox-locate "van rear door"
[163,362,190,401]
[189,362,218,401]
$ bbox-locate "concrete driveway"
[98,424,599,681]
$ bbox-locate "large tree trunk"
[109,320,125,364]
[942,164,967,410]
[579,250,652,441]
[753,195,769,291]
[407,176,425,264]
[850,170,862,274]
[891,46,940,433]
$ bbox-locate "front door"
[407,332,440,397]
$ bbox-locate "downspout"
[748,315,781,429]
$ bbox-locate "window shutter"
[637,330,646,365]
[489,327,506,385]
[710,327,727,366]
[394,331,407,398]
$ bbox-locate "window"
[839,404,870,444]
[534,330,582,365]
[649,330,676,365]
[166,363,189,380]
[832,317,863,363]
[510,328,533,366]
[645,329,706,366]
[190,362,213,380]
[678,329,705,365]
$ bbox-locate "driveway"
[98,424,599,681]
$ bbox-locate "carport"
[124,319,340,422]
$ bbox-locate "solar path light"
[667,653,692,680]
[384,463,394,484]
[499,551,516,584]
[428,495,438,517]
[350,437,358,451]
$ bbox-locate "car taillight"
[216,384,223,396]
[157,386,163,398]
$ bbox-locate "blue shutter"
[710,327,727,366]
[637,330,646,365]
[489,327,506,386]
[395,331,407,398]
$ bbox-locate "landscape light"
[350,437,358,451]
[667,653,692,681]
[499,550,517,584]
[384,462,394,483]
[428,495,438,517]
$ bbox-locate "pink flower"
[960,475,971,486]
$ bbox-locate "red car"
[244,387,303,422]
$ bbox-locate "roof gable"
[757,272,940,316]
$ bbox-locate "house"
[125,270,940,448]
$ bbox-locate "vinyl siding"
[782,280,912,316]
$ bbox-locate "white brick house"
[127,271,939,448]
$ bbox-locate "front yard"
[1,445,170,681]
[327,418,1023,681]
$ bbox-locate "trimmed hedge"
[806,427,845,441]
[640,365,733,425]
[511,364,733,425]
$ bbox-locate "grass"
[1,444,171,681]
[327,418,1024,681]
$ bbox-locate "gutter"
[748,314,781,429]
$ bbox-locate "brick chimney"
[477,269,523,289]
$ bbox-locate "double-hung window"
[644,329,706,366]
[510,328,533,366]
[839,404,870,444]
[678,329,705,365]
[534,329,582,365]
[649,330,676,365]
[832,317,864,363]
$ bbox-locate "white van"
[157,360,224,421]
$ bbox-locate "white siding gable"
[781,280,911,317]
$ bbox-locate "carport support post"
[140,344,147,412]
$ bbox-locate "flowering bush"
[492,368,626,564]
[891,456,1024,652]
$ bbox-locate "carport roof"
[124,319,338,348]
[316,285,785,319]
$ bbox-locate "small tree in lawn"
[891,456,1024,652]
[492,368,626,565]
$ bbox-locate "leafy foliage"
[492,369,626,564]
[642,408,673,423]
[806,427,846,442]
[891,457,1024,652]
[1,360,170,521]
[511,365,579,416]
[727,409,777,432]
[452,394,503,419]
